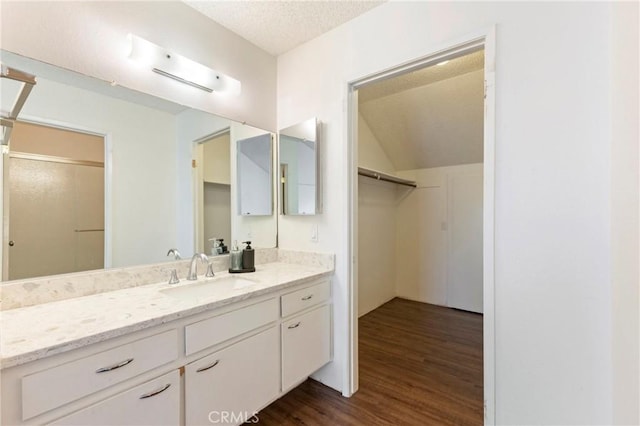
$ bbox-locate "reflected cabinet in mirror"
[237,133,273,216]
[0,50,277,281]
[279,118,320,215]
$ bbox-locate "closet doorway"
[348,35,495,422]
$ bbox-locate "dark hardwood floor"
[254,298,483,425]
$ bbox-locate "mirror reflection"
[194,130,231,255]
[0,50,277,281]
[237,133,273,216]
[279,118,320,215]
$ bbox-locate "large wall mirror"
[0,50,277,281]
[279,118,320,215]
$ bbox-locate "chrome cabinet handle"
[95,358,134,373]
[301,295,313,301]
[288,322,301,329]
[196,360,220,373]
[139,383,171,399]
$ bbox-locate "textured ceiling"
[183,1,385,55]
[359,50,484,170]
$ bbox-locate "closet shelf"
[358,167,417,188]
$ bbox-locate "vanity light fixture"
[126,34,241,96]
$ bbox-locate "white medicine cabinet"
[279,118,321,215]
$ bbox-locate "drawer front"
[49,370,180,426]
[281,304,331,392]
[280,279,330,317]
[22,330,178,421]
[185,298,278,356]
[185,327,279,426]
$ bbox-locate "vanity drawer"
[49,370,180,426]
[185,298,279,356]
[22,329,178,421]
[280,279,330,317]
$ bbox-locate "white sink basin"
[160,276,257,300]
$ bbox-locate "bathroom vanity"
[0,252,333,425]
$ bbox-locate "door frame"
[1,116,110,280]
[346,26,496,423]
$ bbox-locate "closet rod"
[358,167,417,188]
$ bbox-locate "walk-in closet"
[357,48,485,422]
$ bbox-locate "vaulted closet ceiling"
[359,50,484,170]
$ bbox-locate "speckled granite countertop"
[0,262,333,370]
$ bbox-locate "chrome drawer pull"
[288,322,301,329]
[196,360,220,373]
[301,295,314,301]
[95,358,134,373]
[139,383,171,399]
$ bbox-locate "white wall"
[278,2,616,423]
[357,114,395,174]
[610,2,639,424]
[357,113,396,317]
[0,1,276,131]
[5,77,177,268]
[357,176,397,317]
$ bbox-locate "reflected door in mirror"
[6,122,104,280]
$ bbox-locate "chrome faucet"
[187,253,215,280]
[167,248,181,260]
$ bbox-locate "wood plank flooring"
[254,298,483,425]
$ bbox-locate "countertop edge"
[0,269,333,370]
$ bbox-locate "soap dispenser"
[242,241,255,272]
[229,240,243,272]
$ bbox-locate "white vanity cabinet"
[184,327,279,426]
[183,298,280,426]
[1,276,333,426]
[1,329,180,425]
[280,280,332,391]
[49,370,180,426]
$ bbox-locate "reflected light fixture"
[436,60,450,66]
[126,34,241,96]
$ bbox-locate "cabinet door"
[281,304,331,392]
[49,370,179,426]
[185,327,279,426]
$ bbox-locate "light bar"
[126,34,241,96]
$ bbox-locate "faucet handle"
[167,248,181,260]
[205,262,215,278]
[168,269,180,284]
